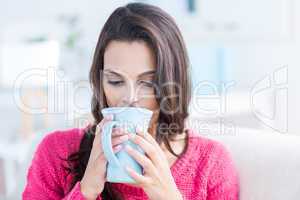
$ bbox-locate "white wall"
[0,0,299,135]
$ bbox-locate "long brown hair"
[64,2,191,199]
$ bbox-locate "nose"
[120,82,139,107]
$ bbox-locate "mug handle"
[101,121,121,167]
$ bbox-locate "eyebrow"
[103,69,156,78]
[103,69,122,77]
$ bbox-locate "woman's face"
[103,40,160,133]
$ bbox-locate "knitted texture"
[23,126,239,200]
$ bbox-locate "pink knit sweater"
[23,126,239,200]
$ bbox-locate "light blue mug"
[101,107,153,183]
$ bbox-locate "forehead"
[103,40,156,78]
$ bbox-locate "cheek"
[139,96,160,126]
[103,82,124,106]
[138,92,160,112]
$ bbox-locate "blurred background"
[0,0,299,199]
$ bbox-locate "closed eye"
[139,80,154,88]
[107,80,124,86]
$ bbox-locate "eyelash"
[107,80,124,86]
[107,80,154,88]
[140,81,154,88]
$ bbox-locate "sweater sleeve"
[62,181,95,200]
[206,141,240,200]
[22,132,102,200]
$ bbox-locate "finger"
[113,144,123,153]
[136,127,162,152]
[125,165,152,185]
[128,133,161,166]
[93,143,122,166]
[94,145,123,168]
[124,145,157,177]
[112,127,127,137]
[94,115,114,146]
[95,114,114,136]
[94,132,127,163]
[91,115,114,160]
[111,134,129,146]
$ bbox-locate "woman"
[23,3,239,200]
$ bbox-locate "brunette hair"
[64,2,191,199]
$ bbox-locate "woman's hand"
[80,115,129,200]
[123,128,183,200]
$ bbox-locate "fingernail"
[114,144,123,151]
